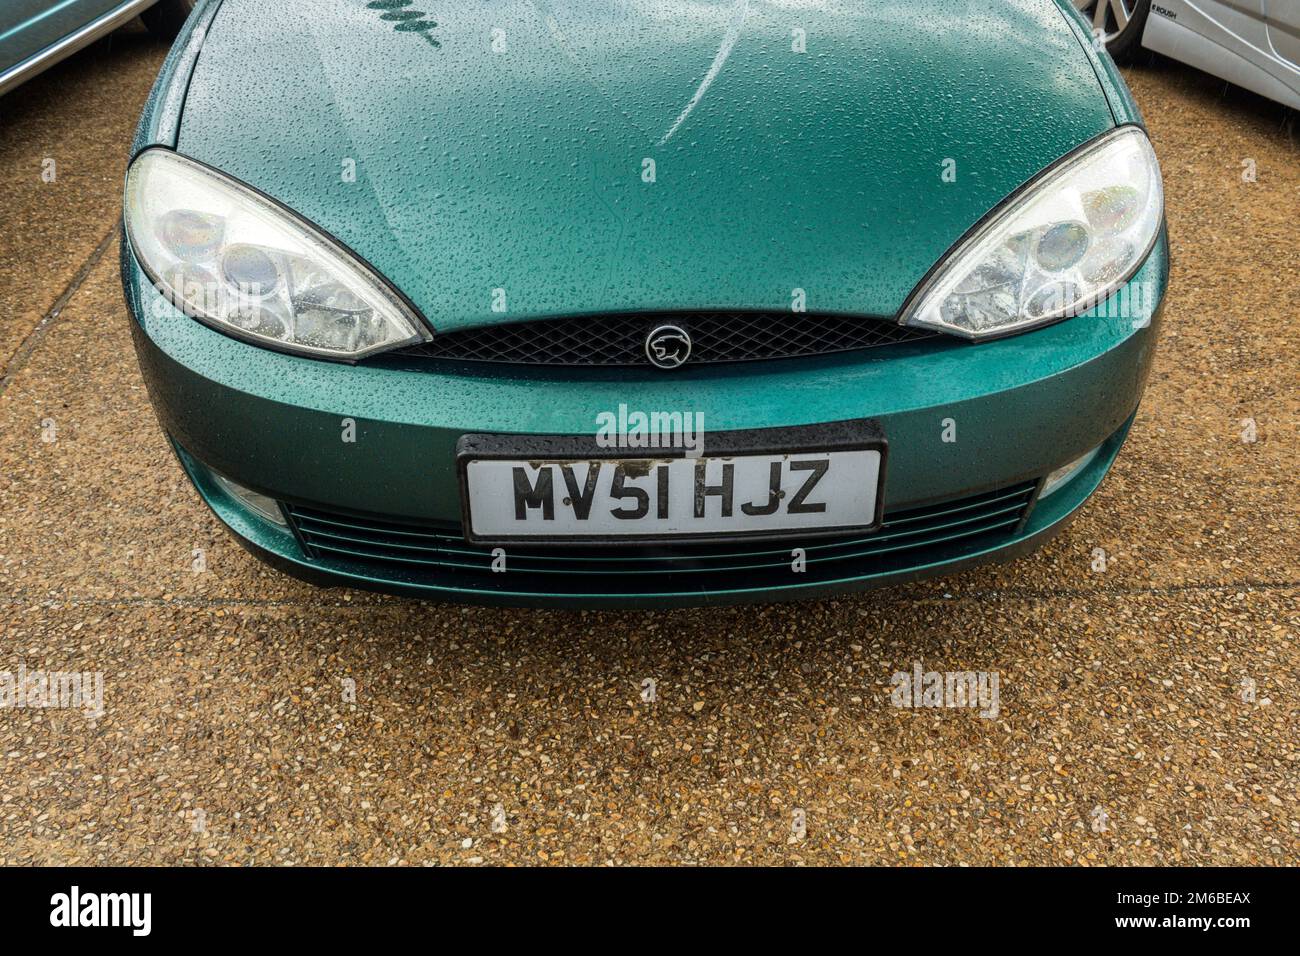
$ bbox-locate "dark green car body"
[123,0,1168,607]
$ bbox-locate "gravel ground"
[0,31,1295,865]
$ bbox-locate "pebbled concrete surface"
[0,22,169,366]
[0,35,1295,864]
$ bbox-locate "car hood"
[177,0,1113,333]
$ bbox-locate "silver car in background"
[0,0,192,97]
[1075,0,1300,108]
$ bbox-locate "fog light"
[1040,444,1103,499]
[212,473,287,526]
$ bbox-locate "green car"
[122,0,1168,608]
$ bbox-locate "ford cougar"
[122,0,1169,607]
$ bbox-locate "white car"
[1074,0,1300,108]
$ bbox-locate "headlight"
[902,127,1163,340]
[124,149,429,360]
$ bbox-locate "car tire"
[1073,0,1152,63]
[141,0,197,39]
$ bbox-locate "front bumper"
[122,234,1168,608]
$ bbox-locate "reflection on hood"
[362,0,440,47]
[179,0,1115,332]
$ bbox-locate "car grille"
[396,311,939,366]
[284,481,1038,594]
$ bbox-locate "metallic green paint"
[1055,0,1146,124]
[169,0,1117,330]
[171,412,1135,609]
[122,0,1171,606]
[124,232,1166,524]
[130,0,225,151]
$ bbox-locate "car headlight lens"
[125,149,429,360]
[902,127,1163,340]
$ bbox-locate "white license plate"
[461,448,882,543]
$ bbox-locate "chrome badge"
[645,324,692,370]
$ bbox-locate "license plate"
[457,421,886,544]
